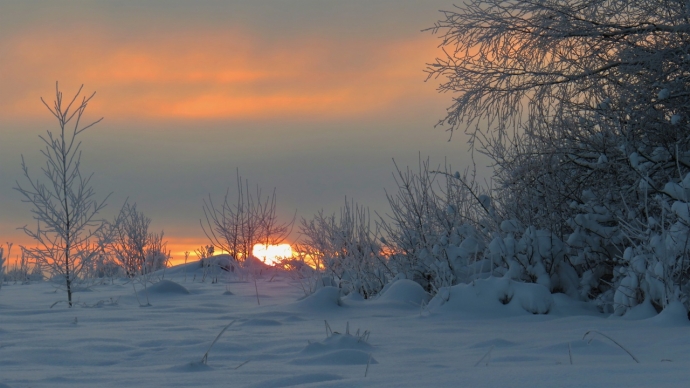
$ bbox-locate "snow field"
[0,263,689,387]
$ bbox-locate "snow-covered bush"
[300,199,390,298]
[611,174,690,315]
[90,251,124,282]
[275,245,327,296]
[145,232,170,273]
[486,223,578,296]
[378,159,490,293]
[2,247,43,284]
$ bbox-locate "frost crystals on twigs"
[15,83,109,307]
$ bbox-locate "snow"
[146,280,190,295]
[374,279,431,306]
[658,88,670,100]
[427,277,553,316]
[1,264,689,387]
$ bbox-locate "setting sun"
[252,244,293,265]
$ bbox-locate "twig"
[474,345,494,367]
[325,320,333,337]
[50,300,64,309]
[201,320,236,365]
[583,330,639,363]
[365,353,372,377]
[254,278,260,305]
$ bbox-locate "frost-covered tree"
[109,202,169,277]
[427,0,690,138]
[427,0,690,311]
[15,84,108,307]
[428,0,690,229]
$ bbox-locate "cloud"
[0,24,444,122]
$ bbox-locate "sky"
[0,0,490,262]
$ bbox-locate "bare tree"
[0,244,6,290]
[257,187,296,253]
[201,171,294,263]
[15,83,108,307]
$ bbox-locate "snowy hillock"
[648,302,690,326]
[160,254,271,282]
[295,286,342,311]
[428,277,553,316]
[374,279,431,307]
[294,330,376,366]
[146,280,190,295]
[618,300,689,326]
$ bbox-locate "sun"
[252,244,293,265]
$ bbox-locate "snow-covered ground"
[1,262,688,387]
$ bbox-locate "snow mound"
[162,254,238,277]
[251,373,343,388]
[214,254,235,266]
[622,299,658,320]
[376,279,431,306]
[428,277,553,316]
[301,333,372,355]
[343,291,365,302]
[146,280,190,295]
[295,286,341,310]
[649,301,690,325]
[292,332,376,366]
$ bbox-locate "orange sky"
[0,24,445,122]
[0,1,484,266]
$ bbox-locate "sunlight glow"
[253,244,293,265]
[0,28,444,121]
